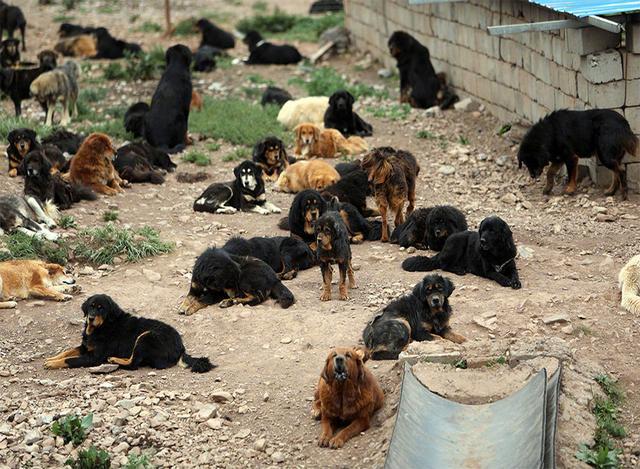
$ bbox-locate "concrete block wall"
[345,0,640,192]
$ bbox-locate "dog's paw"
[511,279,522,290]
[311,407,321,420]
[329,436,345,449]
[269,206,282,214]
[320,291,332,302]
[219,299,235,308]
[60,294,73,302]
[338,292,349,301]
[318,433,332,447]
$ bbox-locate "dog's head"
[329,90,355,113]
[233,160,262,193]
[414,274,454,315]
[426,206,463,250]
[81,294,122,335]
[253,136,286,167]
[517,119,551,179]
[243,30,263,48]
[314,212,340,251]
[478,216,516,260]
[47,263,75,287]
[58,23,81,38]
[361,147,395,185]
[166,44,192,67]
[388,31,418,59]
[20,150,52,180]
[1,38,19,58]
[294,123,321,147]
[80,133,116,162]
[7,128,38,157]
[291,189,326,230]
[321,347,369,384]
[37,50,58,71]
[195,18,209,31]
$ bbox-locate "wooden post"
[164,0,173,36]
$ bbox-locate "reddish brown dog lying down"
[313,347,384,449]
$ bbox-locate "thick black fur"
[0,1,26,51]
[21,150,96,210]
[144,45,192,153]
[252,136,293,180]
[243,30,302,65]
[6,127,37,176]
[41,129,84,155]
[193,45,220,72]
[196,18,235,50]
[222,236,315,280]
[124,101,150,138]
[0,51,57,115]
[324,90,373,137]
[114,145,165,185]
[187,248,295,309]
[117,141,176,172]
[261,86,292,107]
[58,23,96,38]
[402,216,521,289]
[325,196,382,243]
[0,37,20,67]
[50,294,214,372]
[282,189,328,244]
[391,205,467,251]
[92,27,142,59]
[363,274,455,360]
[322,168,375,217]
[315,211,354,300]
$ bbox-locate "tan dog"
[0,260,78,308]
[619,255,640,314]
[69,133,126,196]
[54,35,97,58]
[294,123,368,159]
[277,96,329,129]
[313,347,384,449]
[275,160,340,193]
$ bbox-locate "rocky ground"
[1,0,640,468]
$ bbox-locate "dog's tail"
[623,132,639,158]
[277,216,290,231]
[401,255,436,272]
[121,167,165,185]
[272,281,295,308]
[339,136,369,155]
[619,258,640,314]
[180,353,216,373]
[71,183,98,202]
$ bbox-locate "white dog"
[277,96,329,129]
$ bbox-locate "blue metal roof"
[530,1,640,17]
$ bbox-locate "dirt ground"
[1,1,640,468]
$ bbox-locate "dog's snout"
[334,355,345,370]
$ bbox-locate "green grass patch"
[59,215,78,229]
[65,446,110,469]
[365,103,411,121]
[182,150,211,166]
[206,142,221,152]
[216,55,234,70]
[51,414,93,447]
[103,48,165,82]
[458,135,470,145]
[288,66,388,99]
[78,118,132,141]
[416,130,437,139]
[53,13,75,23]
[453,358,468,369]
[103,210,119,222]
[174,18,196,36]
[497,123,512,136]
[247,74,274,86]
[124,453,154,469]
[135,21,163,33]
[0,232,69,265]
[237,9,343,42]
[252,0,268,12]
[0,116,51,141]
[223,147,250,162]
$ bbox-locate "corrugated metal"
[530,1,640,17]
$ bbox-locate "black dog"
[196,18,235,50]
[222,236,315,280]
[518,109,638,200]
[252,136,293,181]
[178,248,295,315]
[363,274,465,360]
[0,37,20,67]
[322,168,376,217]
[144,45,192,153]
[324,90,373,137]
[44,294,214,372]
[243,30,302,65]
[21,150,96,210]
[193,45,220,72]
[0,50,57,116]
[326,196,381,243]
[58,23,96,38]
[123,101,149,138]
[194,160,280,215]
[261,86,292,107]
[117,141,176,172]
[316,211,356,301]
[0,1,26,51]
[114,145,165,185]
[391,205,467,251]
[402,216,521,289]
[279,189,328,245]
[92,27,142,59]
[41,129,84,155]
[6,128,66,177]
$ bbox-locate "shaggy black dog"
[322,168,376,217]
[6,128,67,177]
[196,18,235,50]
[243,30,302,65]
[58,23,96,38]
[193,45,220,72]
[21,150,96,210]
[178,248,295,315]
[316,211,356,301]
[41,129,83,155]
[261,86,292,107]
[123,101,149,138]
[144,44,192,153]
[222,236,315,280]
[518,109,638,200]
[363,274,465,360]
[92,27,142,59]
[194,160,280,215]
[252,136,294,181]
[117,141,176,172]
[0,1,26,51]
[325,197,382,243]
[114,145,165,185]
[391,205,467,251]
[280,189,328,245]
[0,37,20,67]
[0,50,57,116]
[324,90,373,137]
[44,294,214,372]
[403,216,521,289]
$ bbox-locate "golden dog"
[69,133,126,196]
[275,160,340,193]
[294,123,368,159]
[0,260,78,308]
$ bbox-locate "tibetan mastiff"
[324,90,373,137]
[0,2,26,51]
[276,160,340,193]
[114,144,165,185]
[279,189,328,245]
[41,129,83,155]
[261,86,292,107]
[6,128,63,177]
[252,136,293,181]
[294,123,368,158]
[402,216,521,289]
[321,167,377,217]
[363,274,465,360]
[316,211,356,301]
[92,27,141,59]
[0,259,77,308]
[196,18,235,50]
[391,205,468,251]
[29,61,79,126]
[69,133,126,196]
[518,109,638,199]
[45,294,214,372]
[1,37,20,67]
[326,196,382,243]
[243,30,302,65]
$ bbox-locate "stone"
[377,68,393,78]
[197,403,218,420]
[517,245,534,259]
[271,451,286,463]
[211,391,233,403]
[89,364,119,374]
[454,97,481,112]
[500,193,518,204]
[116,399,136,410]
[253,438,267,452]
[78,266,95,275]
[113,442,129,454]
[24,430,42,445]
[495,155,509,167]
[424,105,441,116]
[280,337,292,344]
[206,418,223,430]
[143,269,161,282]
[595,213,616,222]
[542,314,570,325]
[234,429,251,439]
[438,165,455,175]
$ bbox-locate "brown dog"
[361,147,419,242]
[54,35,97,58]
[0,260,78,308]
[313,347,384,449]
[190,90,203,112]
[275,160,340,193]
[293,123,368,158]
[69,133,125,196]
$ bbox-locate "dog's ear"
[103,295,123,319]
[354,346,370,363]
[252,140,265,160]
[278,142,287,162]
[312,125,320,142]
[26,129,37,141]
[294,124,303,141]
[443,277,455,297]
[320,355,332,383]
[288,193,304,232]
[413,278,427,301]
[233,164,241,179]
[346,91,355,106]
[355,353,366,383]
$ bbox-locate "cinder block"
[557,67,577,96]
[580,49,623,83]
[566,27,620,56]
[625,106,640,132]
[626,23,640,53]
[626,79,640,107]
[625,51,640,79]
[627,163,640,191]
[554,89,577,109]
[535,79,555,110]
[587,81,625,108]
[577,74,589,102]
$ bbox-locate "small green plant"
[485,355,507,367]
[124,453,153,469]
[206,142,221,152]
[497,123,512,136]
[365,103,411,121]
[65,446,110,469]
[237,9,343,42]
[182,151,211,166]
[453,358,468,369]
[103,211,119,222]
[252,0,268,12]
[51,414,93,447]
[0,116,51,141]
[247,74,274,86]
[0,232,69,265]
[288,66,387,99]
[458,135,470,145]
[59,215,78,229]
[223,147,250,162]
[595,374,625,403]
[416,130,436,139]
[103,48,164,82]
[135,21,163,33]
[174,18,196,36]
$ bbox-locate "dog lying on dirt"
[316,211,356,301]
[325,196,382,244]
[391,205,468,251]
[324,90,373,137]
[275,160,340,193]
[294,123,368,158]
[0,260,78,308]
[178,248,295,315]
[619,255,640,315]
[44,294,214,372]
[252,136,293,181]
[196,18,235,50]
[363,274,465,360]
[6,127,65,177]
[69,133,126,196]
[54,34,97,58]
[92,27,142,59]
[0,50,57,116]
[243,30,302,65]
[321,167,377,217]
[114,144,165,185]
[277,96,329,129]
[29,61,79,126]
[313,347,384,449]
[41,129,84,155]
[0,194,59,240]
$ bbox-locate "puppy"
[0,260,76,309]
[280,189,328,245]
[117,142,176,172]
[391,205,468,251]
[325,196,382,244]
[114,144,165,185]
[244,30,302,65]
[54,35,97,58]
[196,18,235,49]
[277,96,329,129]
[69,133,125,196]
[252,136,291,181]
[276,160,340,193]
[316,211,356,301]
[29,61,79,126]
[313,347,384,449]
[403,216,522,289]
[0,194,59,240]
[619,255,640,315]
[361,147,419,242]
[123,101,150,138]
[0,1,26,51]
[363,274,465,360]
[41,129,83,155]
[0,37,19,67]
[178,248,295,315]
[194,160,280,215]
[6,128,38,177]
[294,123,368,158]
[518,109,638,199]
[324,90,373,137]
[321,167,377,217]
[261,86,292,107]
[44,294,214,372]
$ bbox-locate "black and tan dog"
[114,144,165,185]
[316,211,356,301]
[391,205,468,251]
[363,274,465,360]
[326,196,382,244]
[178,248,295,315]
[252,136,293,181]
[44,294,214,372]
[6,128,66,177]
[321,167,377,218]
[0,37,20,67]
[278,189,328,246]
